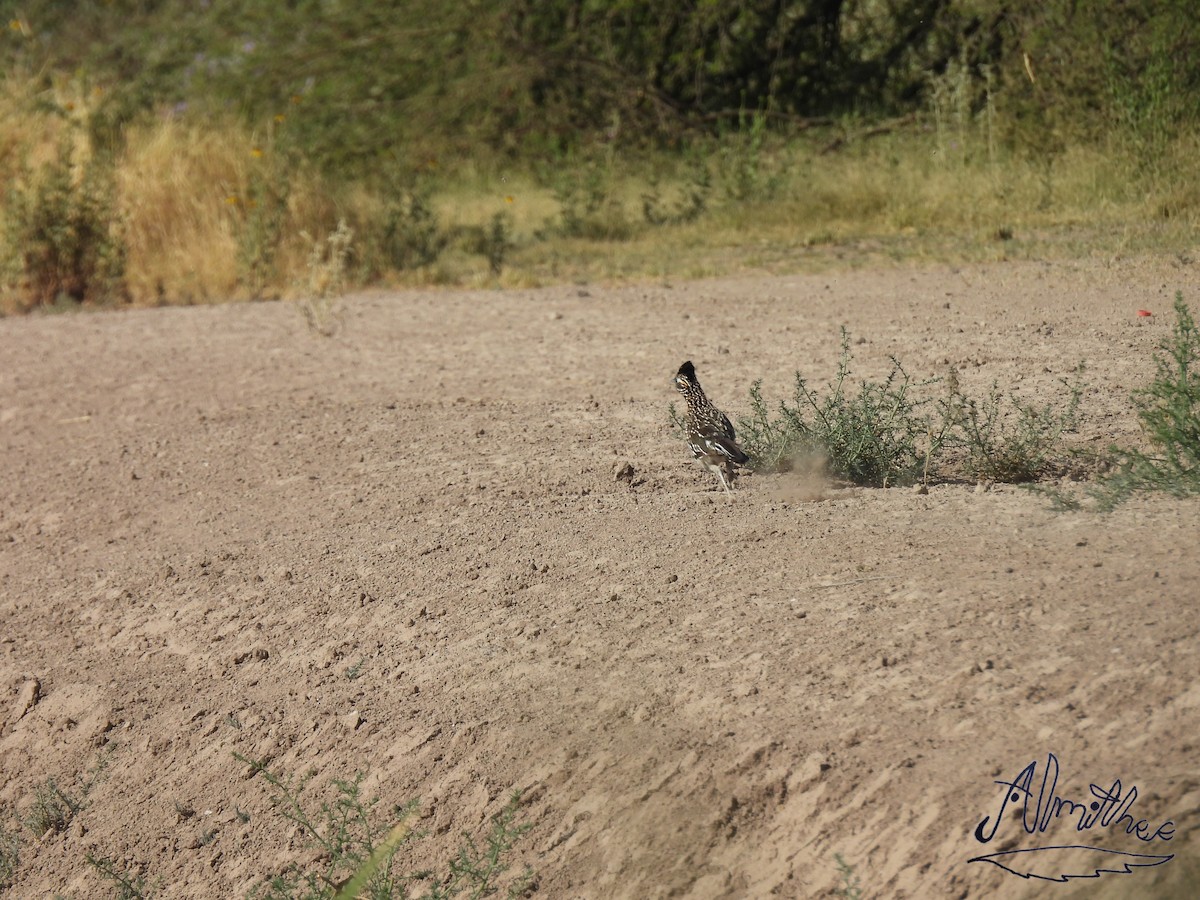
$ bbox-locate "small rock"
[615,462,635,482]
[342,710,364,731]
[665,574,678,584]
[913,483,928,495]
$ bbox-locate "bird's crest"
[675,360,698,391]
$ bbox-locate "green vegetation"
[941,366,1086,484]
[726,329,1083,488]
[0,2,1197,309]
[1,752,530,898]
[1091,293,1200,508]
[237,754,533,899]
[18,751,111,844]
[0,822,18,890]
[700,299,1200,505]
[2,132,127,306]
[833,852,863,900]
[86,852,156,900]
[738,330,937,488]
[21,777,88,838]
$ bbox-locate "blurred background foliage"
[6,0,1198,172]
[1,0,1198,308]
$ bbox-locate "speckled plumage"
[674,360,750,492]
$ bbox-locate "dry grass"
[116,120,247,303]
[3,72,1199,311]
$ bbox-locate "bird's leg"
[716,465,732,494]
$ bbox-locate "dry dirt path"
[2,257,1198,898]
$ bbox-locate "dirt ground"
[2,256,1199,899]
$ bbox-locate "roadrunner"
[674,360,750,492]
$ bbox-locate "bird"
[674,360,750,492]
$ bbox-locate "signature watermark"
[969,752,1175,882]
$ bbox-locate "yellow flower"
[274,113,286,123]
[226,196,239,205]
[505,196,514,204]
[251,147,263,158]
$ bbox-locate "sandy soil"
[2,257,1199,899]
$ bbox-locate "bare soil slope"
[2,258,1198,898]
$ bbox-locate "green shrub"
[833,852,863,900]
[544,160,636,242]
[1094,292,1200,506]
[2,133,128,308]
[458,211,514,276]
[0,822,18,890]
[86,852,155,899]
[941,366,1084,483]
[728,329,1085,489]
[237,754,533,900]
[19,751,111,841]
[368,178,448,274]
[738,329,938,487]
[715,111,783,204]
[236,155,292,298]
[642,156,710,226]
[21,778,85,837]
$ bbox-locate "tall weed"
[1093,293,1200,506]
[238,754,533,900]
[2,132,127,308]
[0,821,18,890]
[738,330,940,487]
[940,366,1085,483]
[735,330,1084,488]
